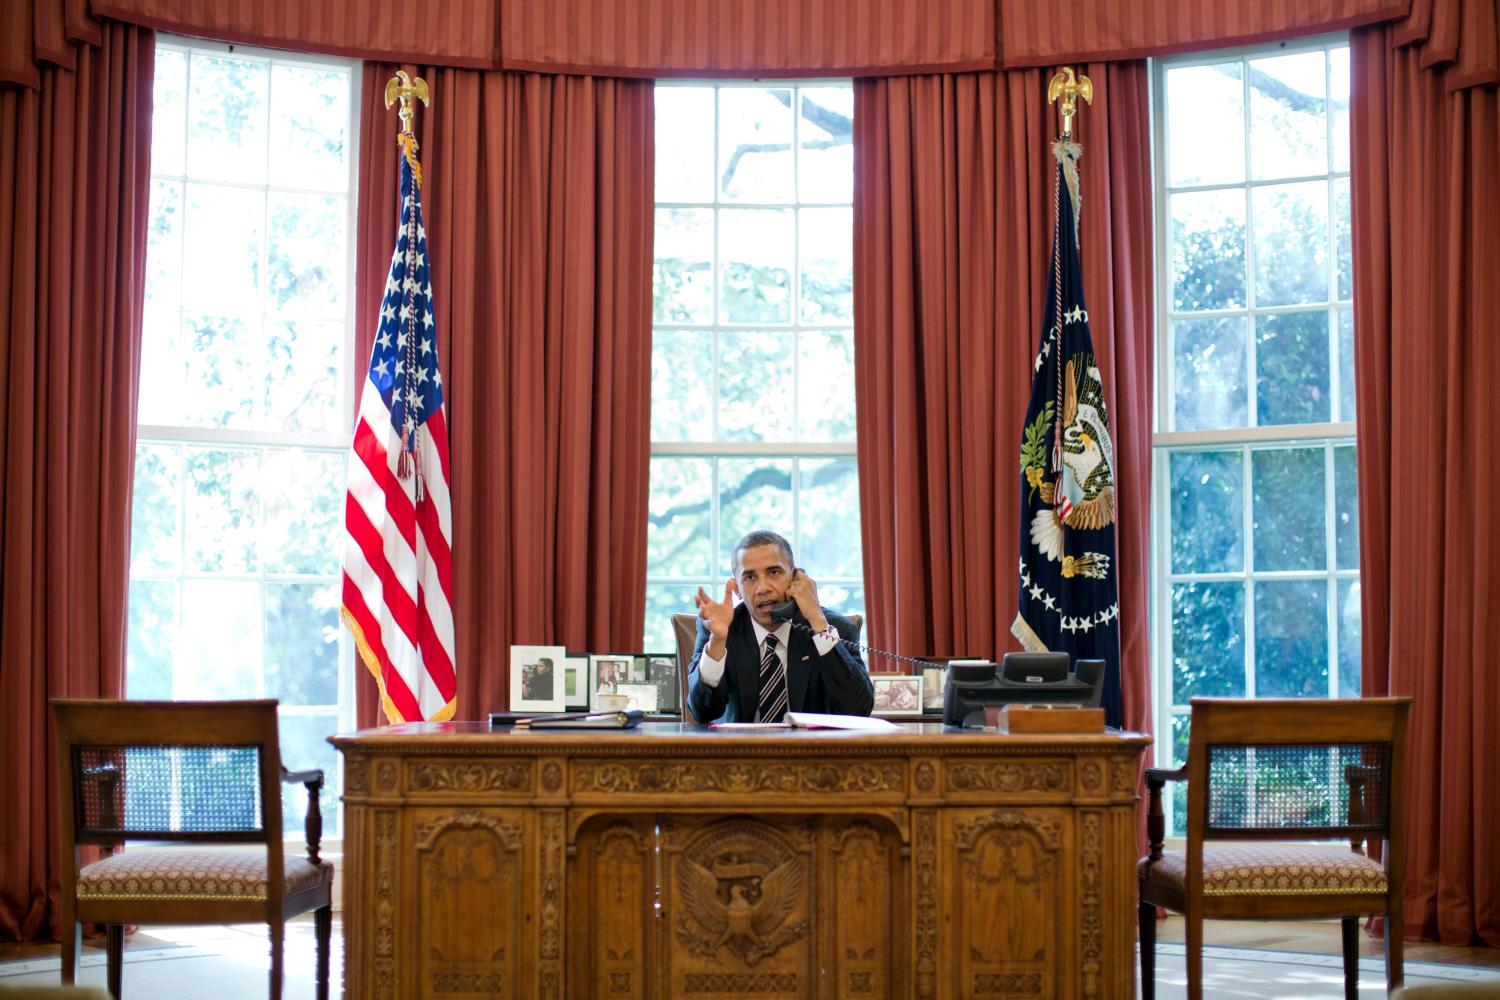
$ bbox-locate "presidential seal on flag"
[1012,134,1123,728]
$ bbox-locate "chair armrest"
[281,766,325,866]
[1143,765,1188,863]
[81,762,122,854]
[1344,763,1380,852]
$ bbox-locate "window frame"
[1148,36,1358,830]
[646,80,861,649]
[130,36,362,836]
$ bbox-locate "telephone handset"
[768,600,799,624]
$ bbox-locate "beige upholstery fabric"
[1138,844,1388,897]
[77,849,329,902]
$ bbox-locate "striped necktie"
[757,633,788,723]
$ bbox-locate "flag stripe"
[344,493,422,651]
[342,573,422,721]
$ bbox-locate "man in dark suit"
[687,530,873,723]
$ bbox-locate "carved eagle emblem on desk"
[675,850,807,966]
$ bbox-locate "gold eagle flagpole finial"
[1047,66,1093,139]
[384,70,429,186]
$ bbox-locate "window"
[1151,39,1357,832]
[645,83,860,651]
[127,40,358,833]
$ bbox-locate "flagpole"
[382,71,431,492]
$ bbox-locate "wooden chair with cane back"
[1138,697,1411,1000]
[52,700,334,999]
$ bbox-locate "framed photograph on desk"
[563,653,590,711]
[871,674,923,717]
[510,645,567,713]
[589,654,634,709]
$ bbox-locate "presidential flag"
[1012,140,1122,727]
[341,135,457,723]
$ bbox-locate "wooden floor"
[3,916,1496,970]
[1156,916,1500,970]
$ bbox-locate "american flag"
[340,142,456,723]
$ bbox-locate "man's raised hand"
[694,578,737,640]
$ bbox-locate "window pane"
[719,458,793,572]
[1170,190,1245,312]
[654,207,714,324]
[814,583,865,624]
[718,88,794,203]
[188,53,269,184]
[1254,579,1328,696]
[268,64,349,192]
[1252,181,1329,307]
[265,320,341,434]
[719,208,793,324]
[1334,446,1359,569]
[798,207,852,323]
[146,180,184,309]
[1166,63,1244,187]
[131,445,180,573]
[651,330,713,442]
[184,448,260,573]
[1337,306,1356,422]
[1171,713,1191,835]
[261,450,342,574]
[265,583,340,705]
[183,315,261,428]
[1172,316,1248,431]
[1169,451,1243,573]
[1330,48,1350,173]
[1333,178,1352,302]
[1172,582,1246,699]
[139,304,185,426]
[152,49,187,176]
[1249,51,1327,181]
[126,580,177,700]
[644,582,706,652]
[267,192,346,316]
[178,579,262,698]
[648,457,713,578]
[1252,447,1325,572]
[1255,311,1330,426]
[184,184,264,314]
[278,713,339,834]
[1337,579,1361,696]
[798,458,861,578]
[718,330,794,441]
[798,87,854,203]
[655,87,715,203]
[797,330,856,441]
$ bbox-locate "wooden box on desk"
[986,704,1105,733]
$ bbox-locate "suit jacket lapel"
[786,623,813,713]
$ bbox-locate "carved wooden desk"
[331,722,1149,999]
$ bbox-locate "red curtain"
[852,63,1153,744]
[1351,25,1500,946]
[499,0,997,78]
[354,67,654,725]
[0,21,153,941]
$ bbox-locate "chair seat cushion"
[77,849,330,902]
[1138,844,1388,897]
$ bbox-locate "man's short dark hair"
[732,530,794,574]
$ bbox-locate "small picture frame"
[509,644,567,713]
[589,654,635,709]
[921,666,948,712]
[614,683,659,713]
[645,654,679,713]
[871,674,923,717]
[563,653,591,711]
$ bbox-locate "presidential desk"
[331,722,1150,999]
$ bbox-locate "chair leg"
[314,905,332,1000]
[1137,901,1156,1000]
[1185,911,1203,1000]
[269,919,285,1000]
[1386,907,1405,993]
[60,910,81,986]
[1341,917,1358,1000]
